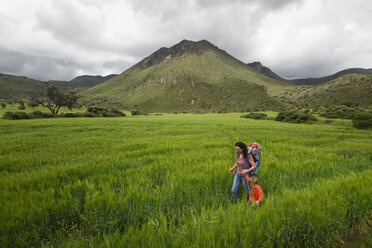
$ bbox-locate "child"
[245,176,263,208]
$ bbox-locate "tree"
[28,98,43,108]
[44,85,79,115]
[1,103,6,109]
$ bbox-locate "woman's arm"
[229,163,238,173]
[246,157,256,173]
[241,157,256,175]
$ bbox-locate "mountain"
[279,74,372,107]
[52,74,118,92]
[82,39,292,112]
[0,73,47,100]
[0,73,117,100]
[290,68,372,85]
[247,62,288,82]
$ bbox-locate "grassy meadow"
[0,113,371,247]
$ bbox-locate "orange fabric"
[249,185,263,203]
[244,174,250,183]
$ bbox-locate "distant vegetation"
[316,105,366,119]
[0,72,115,101]
[290,68,372,85]
[352,112,372,129]
[3,107,125,120]
[131,110,148,116]
[279,74,372,108]
[275,110,318,123]
[240,112,268,119]
[0,73,46,100]
[51,74,118,92]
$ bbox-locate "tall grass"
[0,113,371,247]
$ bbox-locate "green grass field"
[1,113,371,247]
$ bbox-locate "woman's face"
[235,146,242,153]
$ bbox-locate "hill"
[82,40,293,112]
[51,74,118,92]
[247,61,288,82]
[0,73,47,100]
[290,68,372,85]
[279,74,372,107]
[0,73,116,101]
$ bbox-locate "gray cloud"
[0,0,371,81]
[35,1,107,51]
[0,47,89,81]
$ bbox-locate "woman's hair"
[235,141,248,159]
[250,176,259,185]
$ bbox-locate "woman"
[229,141,256,203]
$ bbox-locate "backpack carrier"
[247,142,261,176]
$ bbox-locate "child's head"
[250,176,259,187]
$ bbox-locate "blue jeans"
[232,173,251,201]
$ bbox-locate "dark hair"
[235,141,248,159]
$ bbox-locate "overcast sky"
[1,0,371,81]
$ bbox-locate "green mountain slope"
[52,74,118,92]
[0,73,47,100]
[291,68,372,85]
[279,74,372,107]
[82,40,292,112]
[0,73,116,100]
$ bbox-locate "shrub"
[3,111,55,120]
[31,111,54,118]
[131,110,147,116]
[275,110,318,123]
[352,112,372,129]
[87,107,126,117]
[240,112,268,120]
[110,108,126,116]
[2,110,124,120]
[3,112,31,120]
[319,106,360,119]
[63,113,78,118]
[18,105,26,110]
[87,106,107,114]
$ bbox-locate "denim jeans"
[232,173,251,201]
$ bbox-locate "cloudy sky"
[1,0,371,81]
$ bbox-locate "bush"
[110,108,126,116]
[352,112,372,129]
[131,110,147,116]
[31,111,54,118]
[87,106,107,114]
[86,107,126,117]
[18,105,26,110]
[275,110,318,123]
[3,110,125,120]
[3,111,55,120]
[240,112,268,120]
[319,106,360,119]
[3,112,32,120]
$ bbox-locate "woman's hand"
[229,167,235,173]
[241,169,249,175]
